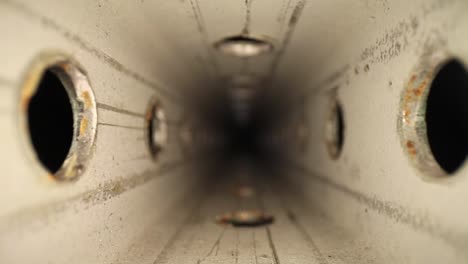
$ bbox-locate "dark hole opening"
[426,59,468,174]
[147,104,163,158]
[28,69,74,174]
[336,103,345,154]
[221,35,267,45]
[214,35,273,57]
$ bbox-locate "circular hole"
[22,55,97,181]
[27,69,74,174]
[214,35,273,57]
[425,59,468,174]
[325,98,345,159]
[146,98,167,159]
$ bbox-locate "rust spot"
[82,91,93,110]
[20,95,31,113]
[403,95,412,106]
[79,118,88,137]
[58,62,71,71]
[413,81,427,96]
[46,173,56,182]
[406,140,417,155]
[20,71,43,112]
[401,72,430,124]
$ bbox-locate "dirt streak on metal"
[98,122,145,131]
[0,159,193,233]
[3,0,180,102]
[242,0,253,34]
[96,102,145,118]
[268,0,307,78]
[289,162,468,255]
[186,0,219,75]
[299,0,457,104]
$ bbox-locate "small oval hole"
[325,97,345,159]
[146,98,168,160]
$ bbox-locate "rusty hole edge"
[397,56,468,180]
[18,52,98,182]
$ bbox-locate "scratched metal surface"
[1,0,468,263]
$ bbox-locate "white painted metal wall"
[1,0,468,263]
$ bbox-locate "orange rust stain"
[46,173,56,182]
[60,62,72,72]
[406,140,417,155]
[80,118,89,136]
[404,95,412,105]
[401,72,432,126]
[404,89,412,98]
[20,72,42,112]
[413,81,427,96]
[82,91,93,110]
[20,96,31,112]
[406,140,415,148]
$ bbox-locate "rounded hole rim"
[325,96,345,160]
[399,56,468,179]
[145,97,168,160]
[20,53,98,182]
[214,34,274,58]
